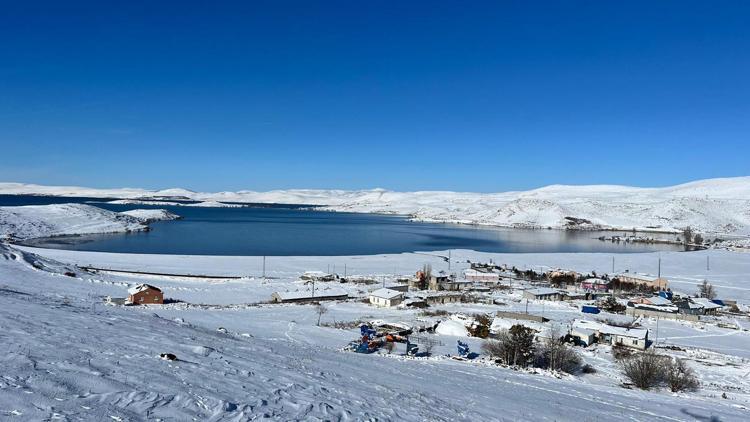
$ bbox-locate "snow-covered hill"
[0,204,149,240]
[2,176,749,235]
[119,209,182,223]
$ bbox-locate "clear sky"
[1,1,748,192]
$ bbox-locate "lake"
[1,195,686,256]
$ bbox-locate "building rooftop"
[127,284,161,295]
[525,287,560,296]
[369,288,404,300]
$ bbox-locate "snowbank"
[436,320,469,337]
[0,203,148,241]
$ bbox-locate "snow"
[435,320,470,337]
[525,287,560,296]
[3,175,750,235]
[0,203,148,240]
[127,283,162,295]
[369,288,403,299]
[2,243,750,420]
[119,209,181,223]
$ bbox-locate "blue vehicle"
[581,305,600,314]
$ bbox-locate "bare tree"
[315,304,328,326]
[621,351,669,390]
[665,358,699,392]
[698,280,717,300]
[535,326,580,373]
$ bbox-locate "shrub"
[621,351,669,390]
[665,358,699,392]
[581,364,597,374]
[468,313,492,339]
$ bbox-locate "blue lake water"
[1,195,686,256]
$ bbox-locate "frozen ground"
[2,176,750,235]
[2,243,749,420]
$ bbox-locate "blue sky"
[1,1,748,192]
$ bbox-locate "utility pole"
[262,256,266,279]
[311,279,315,298]
[448,250,451,271]
[611,256,615,274]
[658,256,661,279]
[525,298,529,314]
[707,256,710,271]
[344,264,347,279]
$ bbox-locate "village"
[98,249,749,397]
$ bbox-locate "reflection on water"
[2,195,687,256]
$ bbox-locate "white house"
[571,319,649,350]
[369,288,405,307]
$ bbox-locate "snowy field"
[2,176,750,236]
[2,243,749,421]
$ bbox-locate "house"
[689,297,723,315]
[423,292,464,305]
[571,319,649,350]
[463,268,499,282]
[615,272,668,290]
[580,278,609,292]
[127,284,164,305]
[674,298,705,315]
[522,288,563,301]
[271,288,348,304]
[628,296,678,313]
[428,273,452,290]
[368,288,405,307]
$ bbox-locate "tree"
[682,227,693,244]
[621,351,669,390]
[315,304,328,326]
[693,233,704,245]
[698,280,717,300]
[468,313,492,338]
[665,358,699,392]
[482,324,536,367]
[535,326,581,373]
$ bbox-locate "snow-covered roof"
[616,273,661,282]
[691,297,722,309]
[525,288,560,296]
[369,288,404,300]
[127,283,161,295]
[644,296,673,306]
[572,319,647,340]
[463,269,498,277]
[581,278,608,285]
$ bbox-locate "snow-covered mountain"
[2,176,749,235]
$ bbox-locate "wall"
[626,307,700,322]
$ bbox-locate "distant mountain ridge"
[1,177,749,235]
